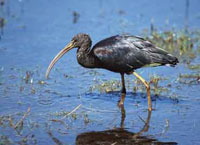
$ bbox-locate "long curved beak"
[45,41,74,79]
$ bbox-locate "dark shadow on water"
[85,91,180,103]
[75,106,177,145]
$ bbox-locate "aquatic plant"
[142,29,200,61]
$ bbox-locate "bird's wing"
[92,35,147,71]
[132,36,168,54]
[132,36,178,66]
[92,35,177,72]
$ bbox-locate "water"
[0,0,200,144]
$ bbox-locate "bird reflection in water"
[76,106,177,145]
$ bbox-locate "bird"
[45,33,179,111]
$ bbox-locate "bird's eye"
[73,39,78,43]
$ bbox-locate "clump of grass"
[53,111,71,117]
[83,114,90,124]
[178,73,200,85]
[0,135,12,145]
[50,105,93,128]
[132,79,146,93]
[0,115,13,127]
[142,29,200,60]
[0,17,6,29]
[179,73,200,79]
[90,75,170,97]
[23,71,33,84]
[169,94,179,103]
[0,107,31,136]
[133,74,169,97]
[150,75,169,96]
[52,104,82,122]
[71,113,78,120]
[187,64,200,70]
[90,80,121,93]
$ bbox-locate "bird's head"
[72,33,92,48]
[45,33,91,79]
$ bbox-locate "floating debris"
[0,107,31,137]
[31,87,36,94]
[14,107,31,129]
[19,86,24,92]
[0,17,6,36]
[178,73,200,85]
[47,129,63,145]
[0,135,12,145]
[169,94,179,103]
[30,78,33,84]
[63,74,68,78]
[83,114,90,124]
[52,104,82,120]
[0,0,5,6]
[0,18,5,28]
[23,71,33,84]
[73,11,80,24]
[38,80,45,85]
[118,10,125,15]
[61,104,81,120]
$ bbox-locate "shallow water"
[0,0,200,144]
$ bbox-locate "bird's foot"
[117,100,124,108]
[118,93,126,108]
[148,108,155,111]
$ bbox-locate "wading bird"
[46,33,178,111]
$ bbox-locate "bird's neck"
[77,47,97,68]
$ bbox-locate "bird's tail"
[162,54,179,67]
[149,53,179,67]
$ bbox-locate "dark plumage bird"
[46,33,178,111]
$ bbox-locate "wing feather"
[91,35,178,72]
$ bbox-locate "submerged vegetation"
[89,80,121,93]
[178,73,200,85]
[143,29,200,61]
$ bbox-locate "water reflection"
[76,107,177,145]
[47,129,63,145]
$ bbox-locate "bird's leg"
[118,73,126,106]
[133,72,152,111]
[120,105,126,128]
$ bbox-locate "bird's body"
[77,34,178,74]
[46,33,178,111]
